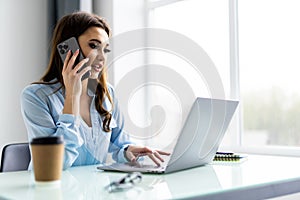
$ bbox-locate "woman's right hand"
[62,50,91,115]
[62,50,91,97]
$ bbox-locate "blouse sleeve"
[20,85,83,169]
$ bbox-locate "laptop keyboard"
[127,163,161,169]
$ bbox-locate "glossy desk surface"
[1,155,300,200]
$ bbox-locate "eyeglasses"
[105,172,142,193]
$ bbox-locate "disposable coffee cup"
[30,136,64,186]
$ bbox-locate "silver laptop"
[97,97,239,174]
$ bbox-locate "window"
[147,0,234,150]
[147,0,300,154]
[149,0,230,98]
[239,0,300,149]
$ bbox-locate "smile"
[92,64,103,72]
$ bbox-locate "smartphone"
[57,37,90,80]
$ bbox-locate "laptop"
[97,97,239,174]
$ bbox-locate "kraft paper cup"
[30,136,64,186]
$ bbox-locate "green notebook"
[213,152,248,163]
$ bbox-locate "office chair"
[0,143,31,172]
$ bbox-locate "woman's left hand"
[125,145,171,167]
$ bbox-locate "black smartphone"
[57,37,90,80]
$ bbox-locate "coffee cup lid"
[30,136,64,145]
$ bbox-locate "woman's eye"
[89,43,98,49]
[104,48,111,53]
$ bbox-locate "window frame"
[146,0,300,157]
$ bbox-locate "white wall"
[0,0,48,152]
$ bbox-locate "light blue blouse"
[20,80,133,169]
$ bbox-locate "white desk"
[1,155,300,200]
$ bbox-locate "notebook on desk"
[97,97,239,174]
[212,152,248,164]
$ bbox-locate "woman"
[21,11,169,169]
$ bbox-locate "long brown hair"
[37,11,113,132]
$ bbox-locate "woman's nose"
[96,51,105,61]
